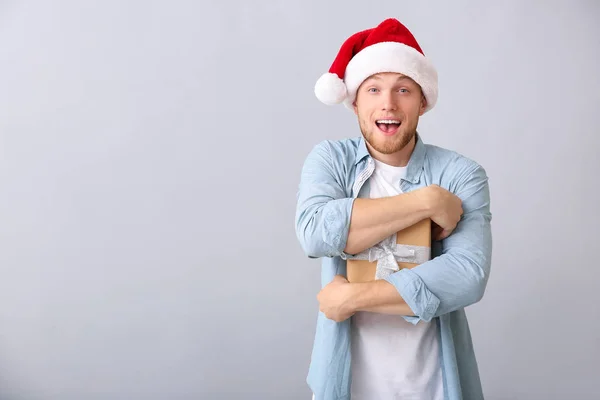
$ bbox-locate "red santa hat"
[314,18,438,113]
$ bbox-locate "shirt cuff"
[383,268,440,324]
[322,197,355,257]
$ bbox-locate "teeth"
[376,120,400,124]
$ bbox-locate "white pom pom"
[314,72,347,105]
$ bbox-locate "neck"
[367,135,416,167]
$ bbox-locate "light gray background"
[0,1,598,399]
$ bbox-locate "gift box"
[346,218,432,282]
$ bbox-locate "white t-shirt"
[349,158,443,400]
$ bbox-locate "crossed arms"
[295,143,492,323]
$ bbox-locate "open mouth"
[376,119,401,135]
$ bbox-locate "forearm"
[345,190,431,254]
[359,303,415,316]
[350,280,415,316]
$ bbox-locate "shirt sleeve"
[384,163,493,324]
[295,141,356,259]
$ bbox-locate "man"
[295,18,492,400]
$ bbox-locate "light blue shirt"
[295,134,493,400]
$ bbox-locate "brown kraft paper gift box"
[346,218,432,283]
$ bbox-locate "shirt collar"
[355,133,427,184]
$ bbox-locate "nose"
[381,90,397,111]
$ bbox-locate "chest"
[350,158,431,199]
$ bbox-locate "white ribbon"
[347,234,431,280]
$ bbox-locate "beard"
[358,117,417,155]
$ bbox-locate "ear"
[353,100,358,116]
[419,94,427,116]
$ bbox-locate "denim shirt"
[295,134,493,400]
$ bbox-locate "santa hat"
[314,18,438,113]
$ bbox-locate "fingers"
[433,226,454,241]
[439,229,452,240]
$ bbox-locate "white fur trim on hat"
[341,41,438,112]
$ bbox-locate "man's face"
[353,72,427,156]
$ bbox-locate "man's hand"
[317,275,356,322]
[417,184,463,241]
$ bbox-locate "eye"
[367,87,379,93]
[399,88,409,93]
